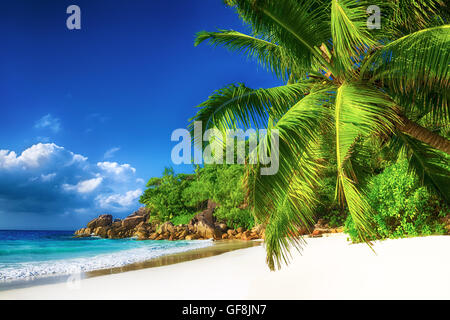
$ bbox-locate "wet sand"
[86,240,261,278]
[1,234,449,299]
[0,239,260,292]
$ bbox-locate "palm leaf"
[384,0,449,37]
[334,83,398,239]
[330,0,376,75]
[195,29,304,81]
[394,132,450,202]
[361,25,450,101]
[189,82,312,135]
[245,87,334,269]
[231,0,334,75]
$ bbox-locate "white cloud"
[63,177,103,194]
[103,147,120,159]
[97,189,142,209]
[34,114,61,133]
[0,143,144,220]
[41,172,57,182]
[97,161,136,175]
[0,143,64,169]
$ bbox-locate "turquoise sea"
[0,230,213,284]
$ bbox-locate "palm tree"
[190,0,450,270]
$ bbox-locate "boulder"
[111,221,122,228]
[207,200,218,210]
[130,207,151,217]
[148,232,158,240]
[185,234,200,240]
[189,208,215,228]
[134,230,149,240]
[215,223,228,233]
[251,224,265,237]
[236,227,245,234]
[197,220,222,239]
[107,229,116,239]
[87,214,113,229]
[73,233,90,238]
[121,207,150,229]
[74,228,84,236]
[189,205,223,239]
[178,229,188,240]
[94,226,109,238]
[311,229,323,237]
[159,221,175,234]
[122,215,146,229]
[241,230,251,240]
[227,229,237,237]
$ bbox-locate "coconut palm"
[190,0,450,269]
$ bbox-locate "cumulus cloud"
[97,161,136,176]
[96,189,143,209]
[0,143,144,227]
[63,177,103,194]
[34,114,61,133]
[103,147,120,159]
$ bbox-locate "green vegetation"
[140,165,255,229]
[170,213,197,226]
[345,160,448,241]
[189,1,450,269]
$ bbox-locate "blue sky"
[0,0,281,229]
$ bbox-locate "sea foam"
[0,239,213,282]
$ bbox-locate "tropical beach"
[0,0,449,303]
[1,234,449,300]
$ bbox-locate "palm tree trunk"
[399,115,450,154]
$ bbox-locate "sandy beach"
[1,233,449,300]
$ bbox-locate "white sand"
[1,234,449,300]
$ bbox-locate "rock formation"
[74,203,344,241]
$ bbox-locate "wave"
[0,240,213,282]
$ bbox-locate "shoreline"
[0,239,260,292]
[1,233,449,299]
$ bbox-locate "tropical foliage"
[345,160,448,241]
[191,0,450,269]
[140,165,254,229]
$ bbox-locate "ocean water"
[0,230,213,284]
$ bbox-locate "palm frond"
[394,132,450,202]
[231,0,334,74]
[188,82,312,135]
[195,29,304,81]
[361,25,450,103]
[384,0,449,37]
[330,0,376,75]
[245,87,334,269]
[388,86,449,124]
[334,83,398,239]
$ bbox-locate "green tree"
[191,0,450,269]
[140,167,192,222]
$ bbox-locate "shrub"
[345,160,448,242]
[170,212,197,226]
[214,207,255,230]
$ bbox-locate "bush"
[214,207,255,229]
[140,164,256,229]
[170,212,197,226]
[345,160,448,242]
